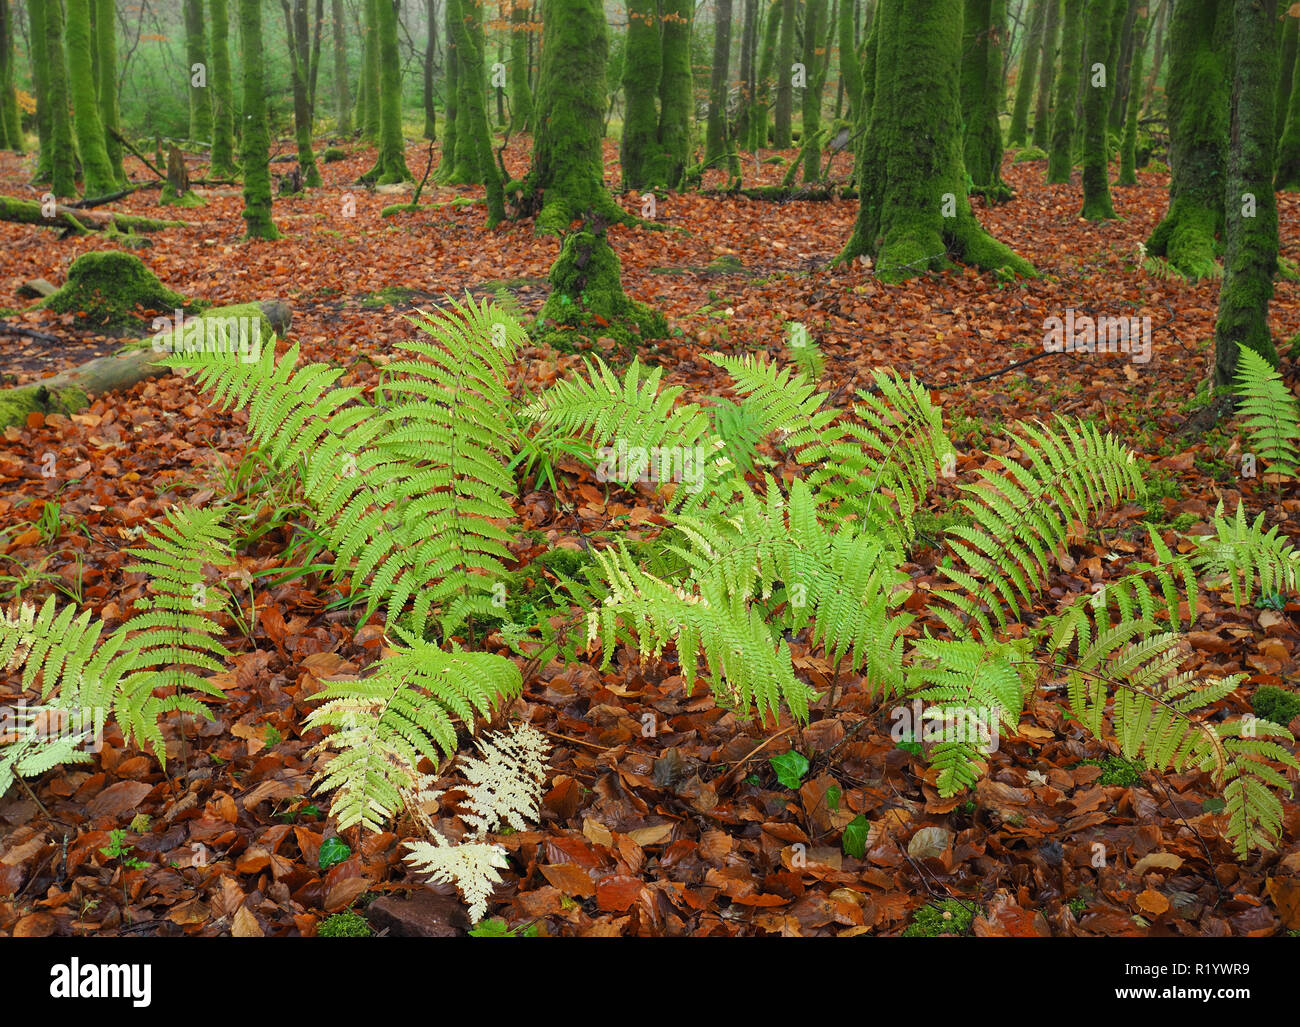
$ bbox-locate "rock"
[365,889,469,938]
[18,278,58,298]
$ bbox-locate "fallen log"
[0,300,292,429]
[0,195,187,234]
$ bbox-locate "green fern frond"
[306,629,523,832]
[1233,344,1300,477]
[0,706,93,799]
[1190,500,1300,608]
[939,418,1144,635]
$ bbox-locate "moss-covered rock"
[0,384,89,429]
[1251,685,1300,727]
[1012,145,1049,163]
[44,251,188,328]
[322,147,348,162]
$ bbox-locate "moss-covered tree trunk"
[510,0,534,131]
[448,0,504,223]
[1146,0,1228,279]
[838,0,864,118]
[65,0,115,198]
[43,0,77,198]
[1080,0,1116,218]
[94,0,123,179]
[0,0,23,150]
[439,5,460,179]
[444,0,477,182]
[621,0,662,189]
[773,0,796,147]
[238,0,280,239]
[1276,16,1300,188]
[364,0,412,183]
[284,0,321,186]
[1143,0,1165,109]
[185,0,212,142]
[749,0,781,149]
[29,0,52,178]
[654,0,693,185]
[838,0,1033,281]
[1008,0,1047,146]
[1275,12,1297,141]
[531,0,664,347]
[1031,0,1060,149]
[1106,0,1137,133]
[736,0,758,144]
[961,0,1011,198]
[423,0,437,138]
[1213,0,1279,387]
[361,0,381,142]
[1117,3,1146,184]
[209,0,238,177]
[707,0,734,164]
[332,0,352,134]
[1047,0,1082,182]
[800,0,827,180]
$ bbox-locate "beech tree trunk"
[185,0,212,142]
[1117,3,1146,185]
[42,0,77,198]
[210,0,238,177]
[1080,0,1116,219]
[961,0,1011,198]
[707,0,734,164]
[838,0,1033,281]
[1047,0,1082,182]
[239,0,280,239]
[773,0,796,148]
[1146,0,1228,279]
[621,0,661,189]
[1031,0,1059,149]
[1008,0,1047,146]
[1214,0,1279,387]
[364,0,412,182]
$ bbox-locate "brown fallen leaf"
[1136,889,1170,916]
[1132,852,1183,876]
[231,904,265,937]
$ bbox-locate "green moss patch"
[0,384,90,430]
[902,898,976,937]
[1251,685,1300,727]
[44,251,188,329]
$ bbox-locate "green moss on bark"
[286,0,321,188]
[653,0,693,186]
[0,0,20,151]
[1276,14,1300,190]
[837,0,864,120]
[1079,0,1116,219]
[1213,0,1279,388]
[800,0,827,182]
[707,0,735,165]
[361,0,381,143]
[1008,0,1047,147]
[363,0,412,184]
[838,0,1033,282]
[749,0,781,150]
[209,0,237,178]
[537,228,667,350]
[1031,0,1059,150]
[42,0,77,198]
[333,0,353,135]
[95,0,124,181]
[44,251,188,328]
[184,0,211,142]
[29,0,52,178]
[65,0,116,198]
[961,0,1011,199]
[773,0,796,148]
[449,0,504,224]
[621,0,661,190]
[1145,0,1228,279]
[238,0,280,240]
[510,0,533,131]
[1047,0,1082,183]
[1117,5,1146,186]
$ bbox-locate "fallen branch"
[0,300,292,428]
[0,195,187,234]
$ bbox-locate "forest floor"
[0,137,1297,937]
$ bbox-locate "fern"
[0,705,93,799]
[1233,344,1300,477]
[403,722,550,922]
[1189,500,1300,608]
[936,418,1143,638]
[305,627,523,832]
[0,507,231,767]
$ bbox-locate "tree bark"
[239,0,281,239]
[65,0,116,198]
[1080,0,1116,218]
[654,0,693,185]
[1145,0,1228,279]
[29,0,52,179]
[364,0,413,182]
[423,0,437,138]
[0,194,187,233]
[449,0,503,223]
[621,0,662,189]
[800,0,827,181]
[1047,0,1082,183]
[283,0,322,186]
[361,0,382,142]
[1214,0,1279,387]
[185,0,212,142]
[838,0,1033,281]
[707,0,735,164]
[1117,2,1146,185]
[0,0,18,150]
[510,0,533,130]
[1031,0,1059,149]
[750,0,782,149]
[773,0,797,148]
[210,0,238,177]
[961,0,1011,198]
[1008,0,1047,146]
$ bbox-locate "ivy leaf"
[842,814,870,859]
[769,751,809,790]
[825,785,842,812]
[319,836,352,871]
